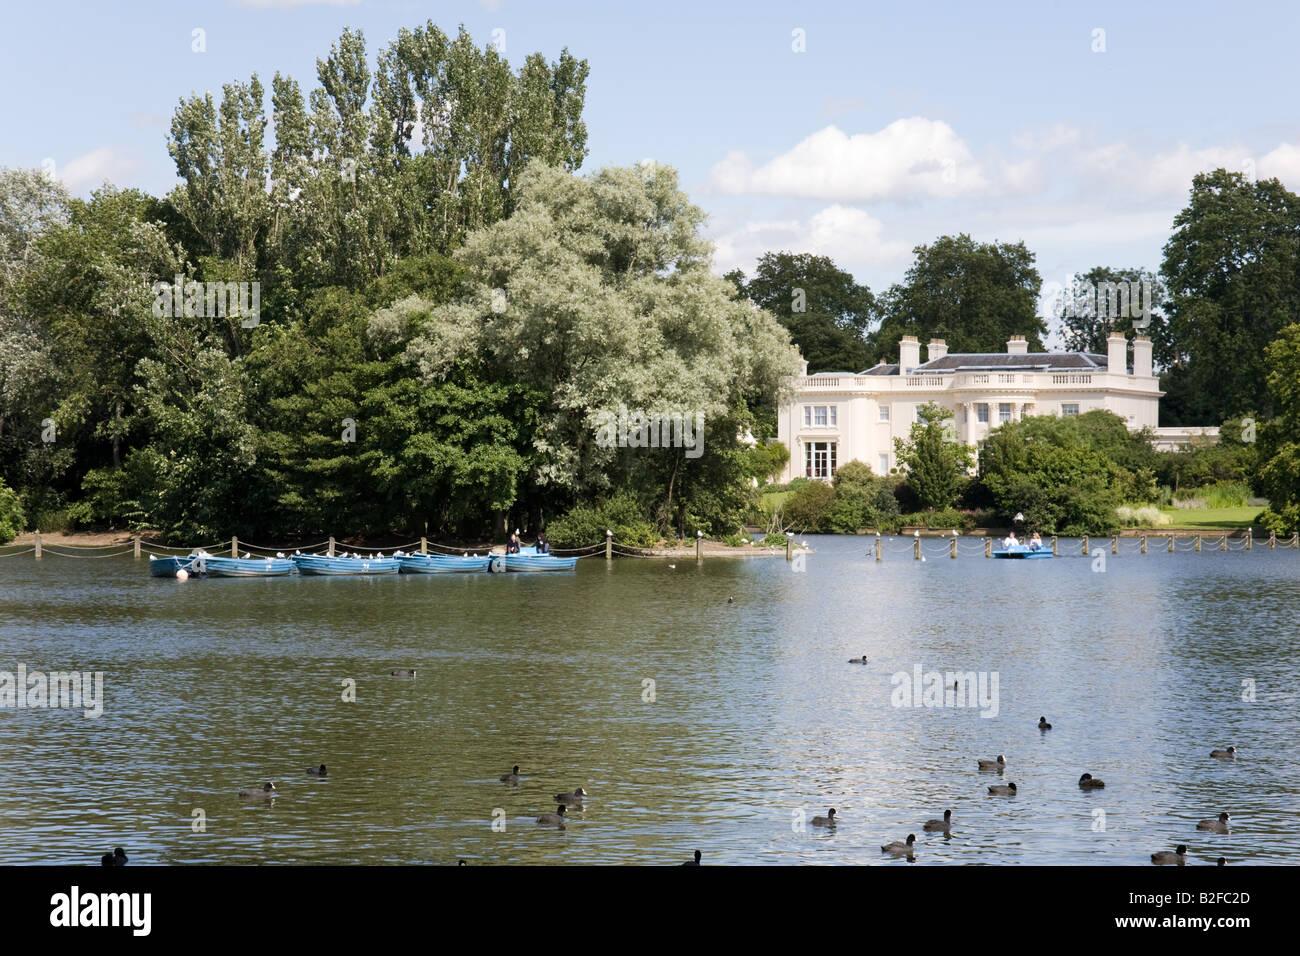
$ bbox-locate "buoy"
[176,569,189,581]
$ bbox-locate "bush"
[1173,480,1251,509]
[1116,505,1172,527]
[0,479,25,543]
[547,492,657,548]
[783,479,836,531]
[761,532,788,548]
[898,508,973,530]
[721,532,750,547]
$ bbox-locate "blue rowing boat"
[148,554,204,577]
[398,554,492,573]
[293,554,401,575]
[203,556,295,577]
[502,552,578,572]
[992,544,1053,559]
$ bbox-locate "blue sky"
[3,0,1297,336]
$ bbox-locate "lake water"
[1,535,1296,865]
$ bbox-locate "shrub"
[0,479,25,543]
[1116,505,1172,527]
[783,479,835,531]
[898,508,974,530]
[1174,480,1251,509]
[721,532,750,547]
[761,532,788,548]
[547,492,657,548]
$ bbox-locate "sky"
[3,0,1298,342]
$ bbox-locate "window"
[878,405,890,422]
[878,453,889,475]
[960,405,968,424]
[805,441,837,479]
[1061,403,1079,417]
[999,403,1013,423]
[976,403,989,423]
[806,405,835,427]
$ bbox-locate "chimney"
[898,335,920,374]
[1006,335,1028,354]
[798,355,809,377]
[928,338,948,361]
[1107,332,1128,375]
[1132,336,1152,378]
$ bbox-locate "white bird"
[668,564,676,569]
[243,552,251,559]
[276,552,285,558]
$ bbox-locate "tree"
[872,234,1045,361]
[1160,169,1300,424]
[893,403,972,510]
[1056,266,1170,364]
[824,459,899,532]
[401,162,801,536]
[1255,323,1300,533]
[730,251,874,372]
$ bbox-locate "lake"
[0,535,1296,865]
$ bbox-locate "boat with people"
[292,554,401,575]
[992,544,1054,559]
[398,553,492,573]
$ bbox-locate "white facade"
[777,333,1165,481]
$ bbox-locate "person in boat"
[1029,531,1042,550]
[507,532,521,554]
[1002,531,1019,549]
[535,532,550,554]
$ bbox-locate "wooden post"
[1140,535,1147,554]
[785,537,792,562]
[1292,532,1299,549]
[420,537,428,555]
[231,536,238,558]
[984,538,991,558]
[133,535,141,559]
[1051,535,1058,556]
[1111,535,1118,555]
[328,536,335,557]
[913,536,921,561]
[1082,534,1089,555]
[875,533,882,562]
[1220,534,1227,551]
[1269,531,1276,550]
[695,531,702,565]
[1195,534,1202,552]
[1167,534,1174,553]
[34,532,42,560]
[1246,530,1253,551]
[607,530,614,564]
[950,536,957,559]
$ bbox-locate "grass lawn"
[1157,506,1266,529]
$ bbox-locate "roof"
[912,352,1111,373]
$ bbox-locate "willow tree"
[398,163,801,535]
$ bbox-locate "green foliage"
[1160,169,1300,424]
[821,460,900,533]
[1057,266,1171,365]
[745,441,790,484]
[0,478,25,542]
[898,508,972,530]
[782,479,836,532]
[1116,505,1172,527]
[731,251,875,373]
[893,403,972,510]
[976,414,1134,534]
[1171,480,1252,509]
[872,234,1045,361]
[760,531,787,547]
[546,492,656,548]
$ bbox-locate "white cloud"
[1259,143,1300,184]
[707,119,987,202]
[711,204,911,278]
[58,147,136,191]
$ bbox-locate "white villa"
[777,332,1215,482]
